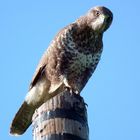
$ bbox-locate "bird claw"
[64,86,79,95]
[84,102,88,107]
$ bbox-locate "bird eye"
[94,10,100,17]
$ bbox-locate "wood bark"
[32,90,89,140]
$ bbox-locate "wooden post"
[32,90,89,140]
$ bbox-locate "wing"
[29,51,48,90]
[29,23,77,91]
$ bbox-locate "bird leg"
[63,77,79,95]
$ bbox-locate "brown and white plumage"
[10,6,113,135]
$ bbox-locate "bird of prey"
[10,6,113,135]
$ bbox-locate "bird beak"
[101,14,112,32]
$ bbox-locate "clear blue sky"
[0,0,140,140]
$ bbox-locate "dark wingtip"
[10,126,23,136]
[10,120,27,136]
[10,101,33,136]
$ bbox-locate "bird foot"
[84,102,88,107]
[65,87,79,95]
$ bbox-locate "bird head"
[86,6,113,33]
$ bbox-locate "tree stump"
[32,90,89,140]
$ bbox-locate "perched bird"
[10,6,113,135]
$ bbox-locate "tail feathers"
[10,101,35,135]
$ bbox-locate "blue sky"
[0,0,140,140]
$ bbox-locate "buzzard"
[10,6,113,135]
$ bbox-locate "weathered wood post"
[32,90,89,140]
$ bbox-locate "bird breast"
[69,50,101,73]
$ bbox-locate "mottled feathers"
[10,6,113,135]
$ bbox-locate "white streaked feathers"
[25,77,48,106]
